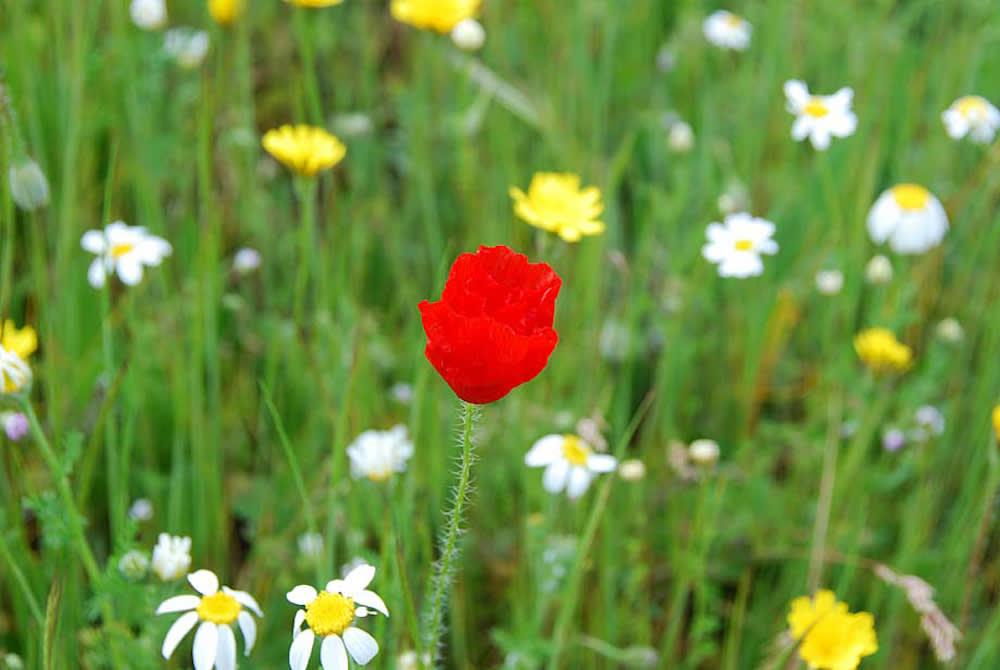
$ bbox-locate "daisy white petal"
[87,258,107,288]
[192,621,219,670]
[586,453,618,473]
[353,590,389,617]
[187,569,219,596]
[342,627,380,665]
[80,230,107,253]
[237,611,257,654]
[293,609,306,638]
[287,584,318,606]
[162,611,199,659]
[224,586,263,616]
[524,434,564,466]
[320,634,349,670]
[342,563,375,596]
[215,624,237,670]
[156,594,200,615]
[566,467,594,500]
[290,629,316,670]
[542,459,571,493]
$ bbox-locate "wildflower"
[261,125,346,178]
[157,569,262,668]
[992,405,1000,442]
[702,10,751,51]
[232,247,262,274]
[913,406,945,439]
[788,591,878,670]
[688,439,720,466]
[815,269,844,295]
[882,428,906,452]
[864,255,893,284]
[390,382,414,404]
[867,184,949,255]
[941,95,999,144]
[80,222,172,289]
[164,28,210,69]
[419,246,560,404]
[128,498,154,522]
[784,80,857,150]
[284,0,345,6]
[702,212,778,278]
[346,425,414,481]
[298,532,325,562]
[8,158,50,211]
[451,18,485,50]
[1,412,29,440]
[287,563,388,670]
[854,328,912,375]
[618,459,646,482]
[397,650,431,670]
[330,112,375,138]
[510,173,605,243]
[118,550,150,580]
[934,318,963,343]
[209,0,244,25]
[391,0,480,33]
[151,533,192,581]
[1,320,36,361]
[130,0,167,29]
[525,434,617,500]
[0,321,35,395]
[667,121,695,153]
[717,180,750,215]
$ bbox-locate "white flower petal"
[162,611,199,659]
[705,222,729,243]
[325,579,347,594]
[293,609,306,638]
[321,634,350,670]
[187,569,219,596]
[791,116,812,141]
[353,590,389,617]
[866,193,899,244]
[566,467,595,500]
[342,563,375,597]
[216,624,237,670]
[719,253,764,278]
[80,230,107,254]
[156,594,200,615]
[116,257,144,285]
[224,586,263,616]
[525,435,564,467]
[810,128,832,150]
[192,621,219,670]
[342,627,379,665]
[287,584,318,606]
[237,611,257,654]
[783,80,810,110]
[290,629,316,670]
[587,453,618,473]
[542,459,571,494]
[701,241,728,263]
[87,258,107,289]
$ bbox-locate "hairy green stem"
[424,401,477,669]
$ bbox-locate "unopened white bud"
[865,254,893,284]
[667,121,694,153]
[688,439,720,466]
[8,159,49,211]
[451,18,485,51]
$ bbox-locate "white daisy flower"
[165,28,210,69]
[783,80,857,150]
[156,569,262,670]
[941,95,1000,144]
[702,11,751,51]
[81,221,172,289]
[130,0,167,30]
[866,184,949,254]
[346,425,414,482]
[151,533,192,581]
[0,347,31,395]
[815,269,844,295]
[287,563,389,670]
[701,212,779,278]
[524,434,617,500]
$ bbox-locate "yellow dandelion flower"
[992,405,1000,442]
[1,321,37,360]
[261,125,346,178]
[391,0,480,33]
[509,173,606,243]
[788,591,878,670]
[284,0,344,7]
[208,0,244,24]
[854,328,912,375]
[788,590,846,639]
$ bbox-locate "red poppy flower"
[419,245,561,404]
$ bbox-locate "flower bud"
[128,498,154,522]
[688,439,720,466]
[815,269,844,295]
[667,121,695,153]
[8,158,49,211]
[118,549,150,581]
[882,428,906,452]
[864,254,893,284]
[935,317,963,344]
[164,28,210,69]
[209,0,244,26]
[232,247,262,274]
[1,411,28,441]
[130,0,167,30]
[618,459,647,481]
[451,18,485,51]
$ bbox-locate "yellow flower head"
[262,125,346,177]
[854,328,912,375]
[992,405,1000,442]
[1,321,37,360]
[391,0,480,33]
[788,591,878,670]
[209,0,244,25]
[510,173,606,243]
[284,0,345,7]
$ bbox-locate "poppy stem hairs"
[423,401,478,666]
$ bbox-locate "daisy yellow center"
[734,239,754,251]
[955,96,986,118]
[305,591,355,636]
[562,435,589,466]
[110,243,135,259]
[804,99,829,118]
[724,13,743,27]
[196,592,242,624]
[890,184,929,211]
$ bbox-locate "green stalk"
[0,531,44,624]
[293,177,318,324]
[423,401,477,669]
